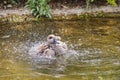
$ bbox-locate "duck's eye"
[49,37,53,39]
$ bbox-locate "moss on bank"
[0,7,120,23]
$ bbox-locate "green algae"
[0,12,120,23]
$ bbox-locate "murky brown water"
[0,18,120,80]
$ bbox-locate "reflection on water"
[0,18,120,80]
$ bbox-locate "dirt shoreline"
[52,5,120,15]
[0,5,120,22]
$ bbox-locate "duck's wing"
[37,44,48,55]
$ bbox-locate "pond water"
[0,18,120,80]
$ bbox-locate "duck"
[47,34,68,55]
[37,34,68,58]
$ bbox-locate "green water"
[0,18,120,80]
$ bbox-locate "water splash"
[28,42,79,64]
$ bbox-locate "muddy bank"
[0,5,120,22]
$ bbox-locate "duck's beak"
[53,38,59,44]
[53,38,57,44]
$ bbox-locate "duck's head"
[47,34,56,44]
[47,34,61,44]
